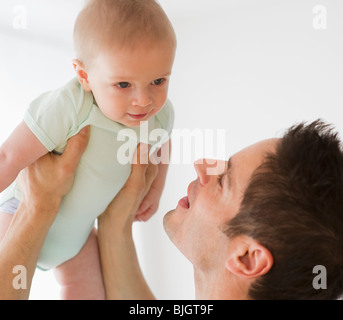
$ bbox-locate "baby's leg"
[54,228,105,300]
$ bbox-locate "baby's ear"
[72,59,91,92]
[226,235,273,279]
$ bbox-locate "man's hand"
[0,126,90,300]
[122,143,159,203]
[135,185,161,222]
[97,143,158,300]
[17,126,90,214]
[98,143,158,231]
[134,141,170,222]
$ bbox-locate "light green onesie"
[0,78,174,270]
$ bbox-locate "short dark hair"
[225,119,343,299]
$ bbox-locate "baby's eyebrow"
[110,76,134,81]
[160,72,172,77]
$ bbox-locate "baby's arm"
[0,121,48,192]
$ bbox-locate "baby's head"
[73,0,176,127]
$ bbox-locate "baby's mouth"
[127,113,149,120]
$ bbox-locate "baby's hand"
[135,185,162,222]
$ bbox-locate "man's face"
[163,139,278,270]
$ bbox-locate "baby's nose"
[133,89,152,107]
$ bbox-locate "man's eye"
[116,82,130,89]
[152,78,165,86]
[218,174,224,187]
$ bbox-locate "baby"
[0,0,176,299]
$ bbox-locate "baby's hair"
[73,0,176,68]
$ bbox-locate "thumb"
[60,126,90,169]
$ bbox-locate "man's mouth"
[178,196,190,209]
[177,181,195,209]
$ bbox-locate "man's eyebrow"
[225,157,233,188]
[227,157,232,171]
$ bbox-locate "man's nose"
[194,159,211,185]
[194,159,227,185]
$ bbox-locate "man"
[2,120,343,299]
[99,119,343,300]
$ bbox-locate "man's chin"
[163,209,175,230]
[163,208,180,240]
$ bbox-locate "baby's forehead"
[73,0,176,68]
[86,34,176,69]
[88,42,175,80]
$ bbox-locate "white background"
[0,0,342,299]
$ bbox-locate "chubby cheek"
[95,92,127,120]
[97,100,122,120]
[102,107,123,121]
[153,91,168,111]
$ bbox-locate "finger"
[145,163,158,189]
[136,207,155,222]
[139,211,154,222]
[134,207,148,221]
[137,199,149,216]
[132,143,150,166]
[60,126,90,170]
[129,143,150,182]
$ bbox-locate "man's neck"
[193,268,249,300]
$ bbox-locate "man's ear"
[226,236,273,279]
[72,59,92,92]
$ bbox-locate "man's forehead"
[228,138,279,185]
[233,138,279,160]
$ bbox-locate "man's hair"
[73,0,176,68]
[225,119,343,299]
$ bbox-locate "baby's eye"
[151,78,165,86]
[116,82,131,89]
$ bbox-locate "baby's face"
[85,43,175,127]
